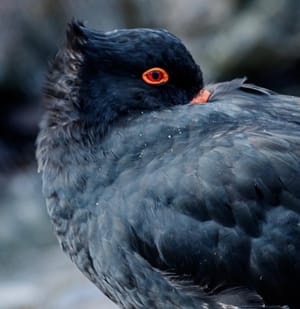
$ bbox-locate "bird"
[36,21,300,309]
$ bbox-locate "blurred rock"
[0,165,53,267]
[0,246,117,309]
[0,0,68,173]
[182,0,300,94]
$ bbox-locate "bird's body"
[37,22,300,308]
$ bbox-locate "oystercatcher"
[37,21,300,308]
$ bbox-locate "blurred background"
[0,0,299,308]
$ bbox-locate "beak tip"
[191,88,211,104]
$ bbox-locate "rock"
[0,246,117,309]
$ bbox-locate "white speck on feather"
[219,303,239,309]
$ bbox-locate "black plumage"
[36,22,300,309]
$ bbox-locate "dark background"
[0,1,299,308]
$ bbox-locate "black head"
[45,21,203,132]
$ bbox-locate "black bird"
[36,22,300,309]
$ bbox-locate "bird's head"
[45,21,203,132]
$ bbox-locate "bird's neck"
[37,116,95,195]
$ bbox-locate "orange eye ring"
[142,67,169,85]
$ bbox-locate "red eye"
[142,67,169,85]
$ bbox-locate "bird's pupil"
[151,71,160,80]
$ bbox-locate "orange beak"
[190,88,211,104]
